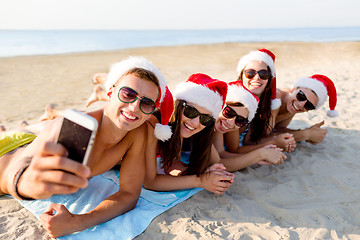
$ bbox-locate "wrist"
[196,174,203,188]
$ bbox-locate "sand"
[1,41,360,239]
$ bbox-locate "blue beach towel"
[17,170,202,239]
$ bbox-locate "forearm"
[144,173,200,191]
[232,138,274,154]
[220,149,263,172]
[74,190,139,232]
[274,127,309,141]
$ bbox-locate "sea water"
[0,27,359,57]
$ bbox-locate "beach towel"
[17,170,202,240]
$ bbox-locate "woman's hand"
[274,133,296,153]
[200,164,235,195]
[260,145,287,165]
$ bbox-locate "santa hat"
[226,81,260,122]
[105,56,167,107]
[236,48,281,110]
[293,74,338,117]
[154,87,174,141]
[174,73,227,118]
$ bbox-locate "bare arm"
[144,125,233,194]
[220,146,286,172]
[40,126,147,238]
[274,120,328,144]
[1,118,90,199]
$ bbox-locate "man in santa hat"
[0,56,172,238]
[271,74,338,145]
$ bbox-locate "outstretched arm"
[40,127,146,238]
[274,120,328,144]
[1,118,90,199]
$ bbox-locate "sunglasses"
[117,86,157,114]
[222,105,249,127]
[244,69,270,80]
[182,102,215,127]
[296,90,316,111]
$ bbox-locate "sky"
[0,0,359,30]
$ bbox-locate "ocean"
[0,27,359,57]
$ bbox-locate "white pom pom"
[154,123,172,141]
[271,98,281,110]
[327,109,339,118]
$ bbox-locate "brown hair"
[115,67,160,101]
[238,66,273,142]
[159,100,215,176]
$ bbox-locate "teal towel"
[18,170,202,239]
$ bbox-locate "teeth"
[123,111,136,120]
[251,82,261,86]
[293,103,300,111]
[221,121,229,130]
[184,123,195,130]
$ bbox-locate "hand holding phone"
[56,109,98,166]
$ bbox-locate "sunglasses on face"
[117,86,157,114]
[222,105,249,127]
[244,69,270,80]
[182,102,215,127]
[296,90,316,111]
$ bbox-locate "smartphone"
[56,109,98,166]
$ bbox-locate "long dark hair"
[158,100,215,176]
[238,66,273,143]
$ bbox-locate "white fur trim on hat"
[271,98,282,110]
[105,56,167,103]
[174,81,223,117]
[293,77,327,108]
[237,51,276,78]
[327,109,339,118]
[154,123,172,141]
[226,85,258,121]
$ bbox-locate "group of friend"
[0,48,338,238]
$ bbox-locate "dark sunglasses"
[222,105,249,127]
[296,90,316,111]
[117,86,157,114]
[244,69,270,80]
[182,102,215,127]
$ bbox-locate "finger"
[213,169,234,178]
[264,144,276,149]
[38,141,68,157]
[35,156,90,178]
[316,120,325,126]
[37,170,88,188]
[211,163,226,171]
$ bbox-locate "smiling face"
[242,61,270,97]
[105,73,159,131]
[180,102,211,139]
[287,87,319,114]
[215,105,249,134]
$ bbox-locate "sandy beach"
[1,41,360,239]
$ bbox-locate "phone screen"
[57,118,93,163]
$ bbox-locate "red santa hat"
[226,81,260,122]
[293,74,338,117]
[174,73,227,118]
[105,56,167,107]
[154,87,174,141]
[236,48,281,110]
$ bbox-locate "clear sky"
[1,0,359,30]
